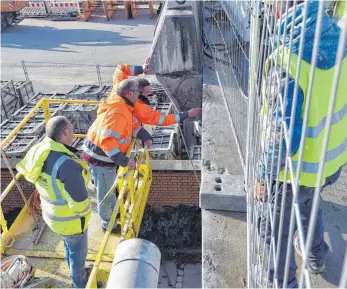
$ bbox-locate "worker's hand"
[188,108,201,118]
[255,182,265,202]
[143,57,151,74]
[128,159,136,170]
[144,139,152,149]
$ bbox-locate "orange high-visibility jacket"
[83,95,150,167]
[110,64,188,127]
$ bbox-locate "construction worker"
[257,1,347,288]
[111,62,201,127]
[82,79,153,234]
[16,116,92,288]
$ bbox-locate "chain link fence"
[1,61,116,93]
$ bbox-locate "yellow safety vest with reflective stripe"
[17,137,91,236]
[263,46,347,187]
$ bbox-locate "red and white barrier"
[46,0,81,16]
[20,1,48,17]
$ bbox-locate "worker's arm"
[112,64,144,86]
[58,159,91,217]
[258,64,304,182]
[134,101,198,126]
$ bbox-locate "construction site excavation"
[2,1,347,289]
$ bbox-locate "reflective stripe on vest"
[175,114,180,123]
[41,155,91,222]
[40,155,69,206]
[158,114,165,125]
[82,144,114,163]
[43,203,91,222]
[130,65,136,76]
[97,128,132,145]
[306,104,347,138]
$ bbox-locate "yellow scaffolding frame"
[0,98,152,288]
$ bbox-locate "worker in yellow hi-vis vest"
[257,2,347,288]
[17,116,92,288]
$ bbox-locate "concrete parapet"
[156,74,202,111]
[150,1,202,74]
[149,1,203,111]
[200,172,246,212]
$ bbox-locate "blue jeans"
[88,164,118,229]
[63,230,88,288]
[259,183,329,288]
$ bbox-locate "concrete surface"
[304,165,347,288]
[1,14,156,66]
[149,1,203,111]
[200,171,246,212]
[200,56,245,212]
[151,160,201,171]
[1,13,157,92]
[149,8,201,74]
[202,209,247,288]
[158,261,202,288]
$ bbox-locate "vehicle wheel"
[6,13,14,25]
[1,14,9,31]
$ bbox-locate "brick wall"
[1,169,200,215]
[148,171,201,209]
[1,169,35,215]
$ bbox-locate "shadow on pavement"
[1,24,152,52]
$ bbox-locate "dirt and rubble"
[139,205,202,251]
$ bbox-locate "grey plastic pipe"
[106,238,161,288]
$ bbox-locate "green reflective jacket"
[17,137,91,235]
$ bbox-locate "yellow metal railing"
[1,98,100,246]
[0,98,152,288]
[86,142,152,288]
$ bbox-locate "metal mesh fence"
[244,1,347,288]
[1,61,116,94]
[203,0,250,169]
[205,0,347,288]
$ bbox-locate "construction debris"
[139,206,202,250]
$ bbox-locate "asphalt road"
[1,13,157,91]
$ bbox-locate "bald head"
[46,116,74,145]
[117,79,139,104]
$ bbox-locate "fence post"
[96,65,102,86]
[21,60,29,82]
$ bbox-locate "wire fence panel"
[23,62,102,93]
[1,63,27,83]
[1,61,116,94]
[99,65,116,86]
[245,1,347,288]
[203,0,250,168]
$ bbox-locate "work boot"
[102,224,121,234]
[294,236,326,274]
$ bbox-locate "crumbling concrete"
[200,66,245,212]
[201,55,247,287]
[149,1,203,111]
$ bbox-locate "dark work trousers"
[258,182,329,288]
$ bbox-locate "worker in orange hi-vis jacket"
[109,59,201,128]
